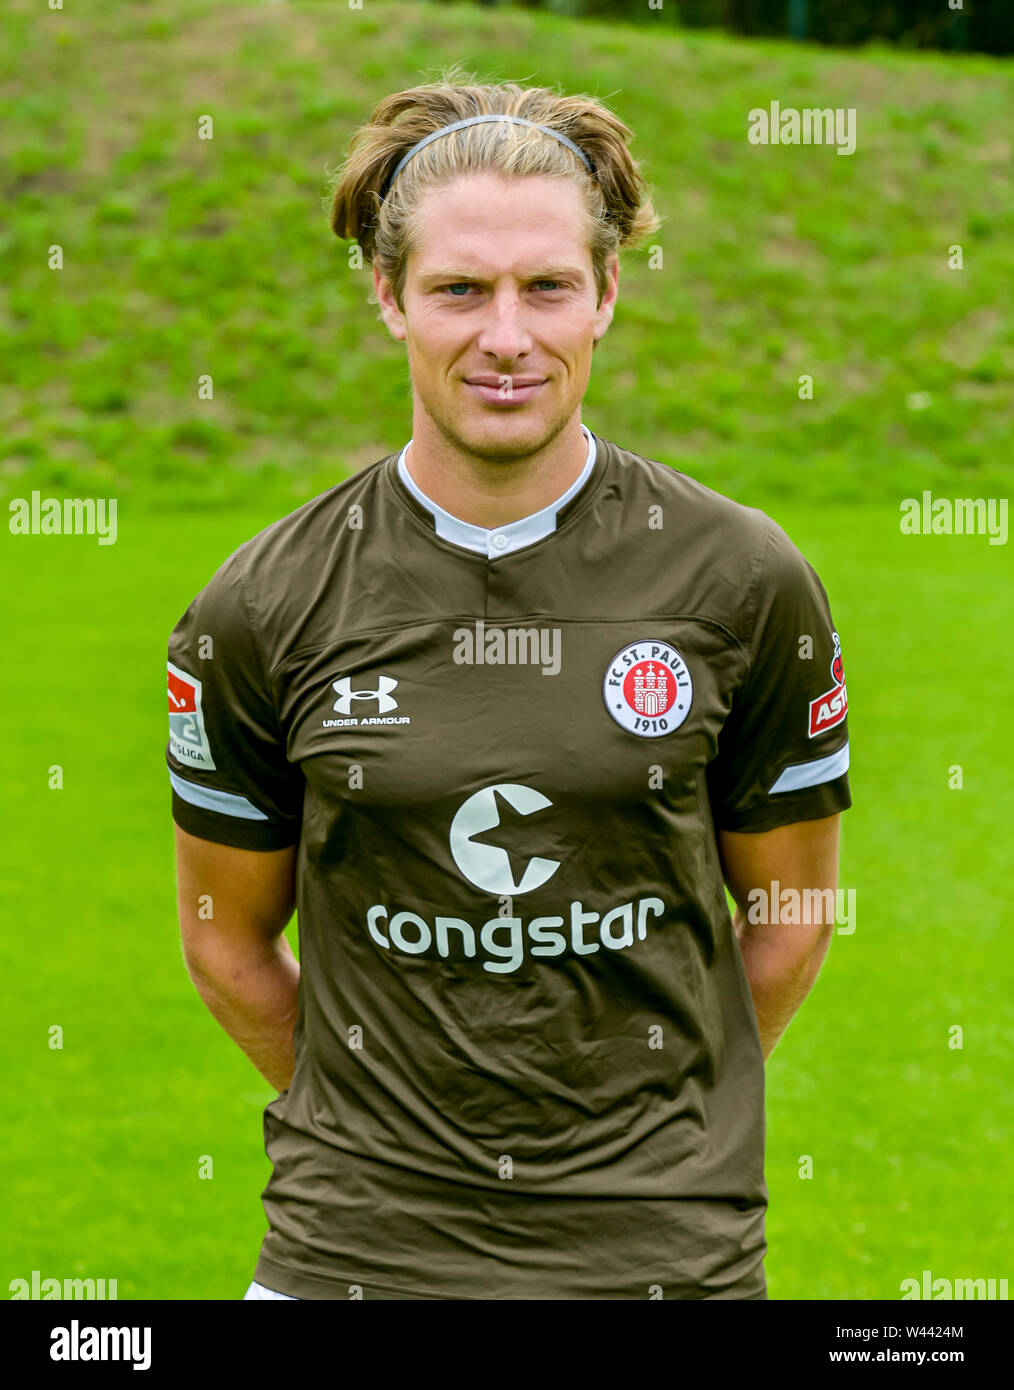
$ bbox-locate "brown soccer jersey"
[167,427,851,1299]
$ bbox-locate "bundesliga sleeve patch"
[168,661,216,770]
[603,640,693,738]
[808,632,848,737]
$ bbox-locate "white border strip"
[769,741,850,795]
[170,770,269,822]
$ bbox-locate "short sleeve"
[707,520,852,834]
[166,551,303,850]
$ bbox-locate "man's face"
[374,173,618,461]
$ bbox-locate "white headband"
[382,114,594,200]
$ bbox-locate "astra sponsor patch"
[602,640,693,738]
[168,661,216,770]
[809,632,848,737]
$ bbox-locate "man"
[168,75,851,1300]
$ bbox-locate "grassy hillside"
[2,0,1012,513]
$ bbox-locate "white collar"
[397,424,596,558]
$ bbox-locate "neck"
[403,414,589,529]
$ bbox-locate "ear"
[592,256,619,345]
[373,262,406,341]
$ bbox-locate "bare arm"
[174,825,300,1092]
[717,814,841,1062]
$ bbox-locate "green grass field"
[3,503,1010,1299]
[3,0,1012,1300]
[2,0,1012,512]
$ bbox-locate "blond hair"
[326,65,662,313]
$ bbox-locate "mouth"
[464,378,546,406]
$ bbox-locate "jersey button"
[490,533,510,551]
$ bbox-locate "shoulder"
[599,434,800,585]
[230,455,393,580]
[594,437,832,649]
[173,455,394,641]
[601,435,776,542]
[202,455,393,603]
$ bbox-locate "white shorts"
[243,1280,300,1300]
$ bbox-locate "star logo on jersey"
[808,631,848,737]
[602,640,693,738]
[449,784,561,895]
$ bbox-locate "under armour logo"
[331,675,399,715]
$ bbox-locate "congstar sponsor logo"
[364,783,667,974]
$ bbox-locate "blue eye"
[442,281,566,297]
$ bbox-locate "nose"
[474,289,534,362]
